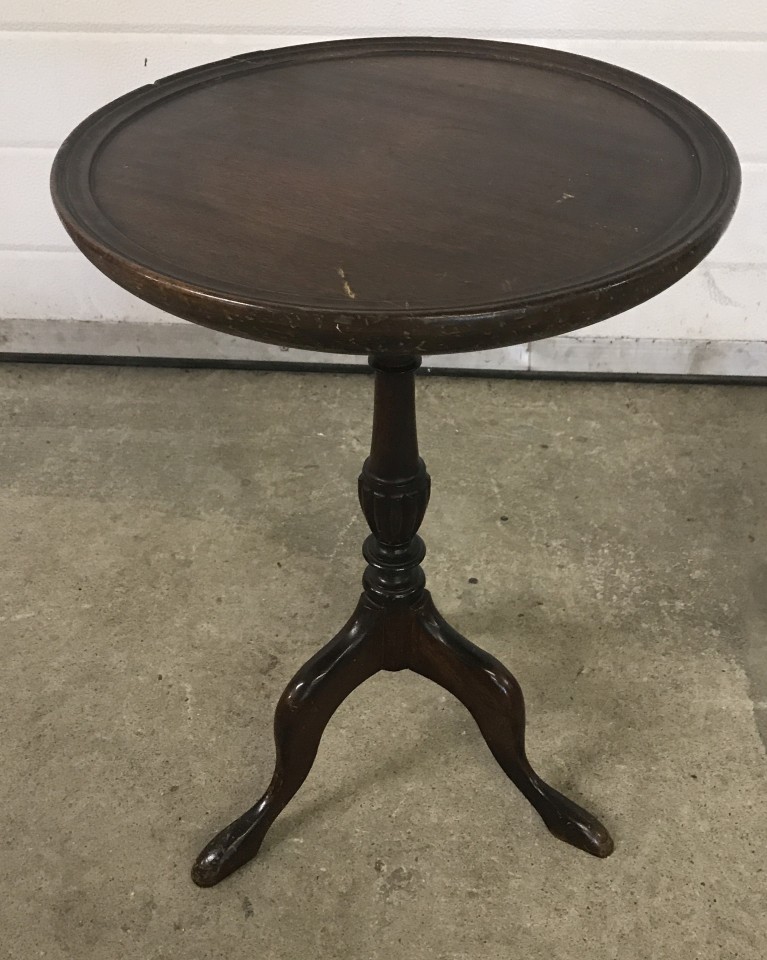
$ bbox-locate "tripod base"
[192,590,613,887]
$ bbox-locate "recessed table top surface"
[51,37,740,356]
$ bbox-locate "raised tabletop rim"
[51,36,741,356]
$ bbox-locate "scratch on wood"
[337,266,356,299]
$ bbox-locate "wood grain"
[51,37,740,356]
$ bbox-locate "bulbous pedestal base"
[193,356,613,888]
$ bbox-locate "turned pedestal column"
[191,358,613,886]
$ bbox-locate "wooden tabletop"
[51,37,740,356]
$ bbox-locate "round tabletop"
[52,37,740,356]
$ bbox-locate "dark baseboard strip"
[1,352,766,386]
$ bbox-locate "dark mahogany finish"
[50,37,740,888]
[191,358,612,887]
[51,37,739,356]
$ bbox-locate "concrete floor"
[1,362,765,959]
